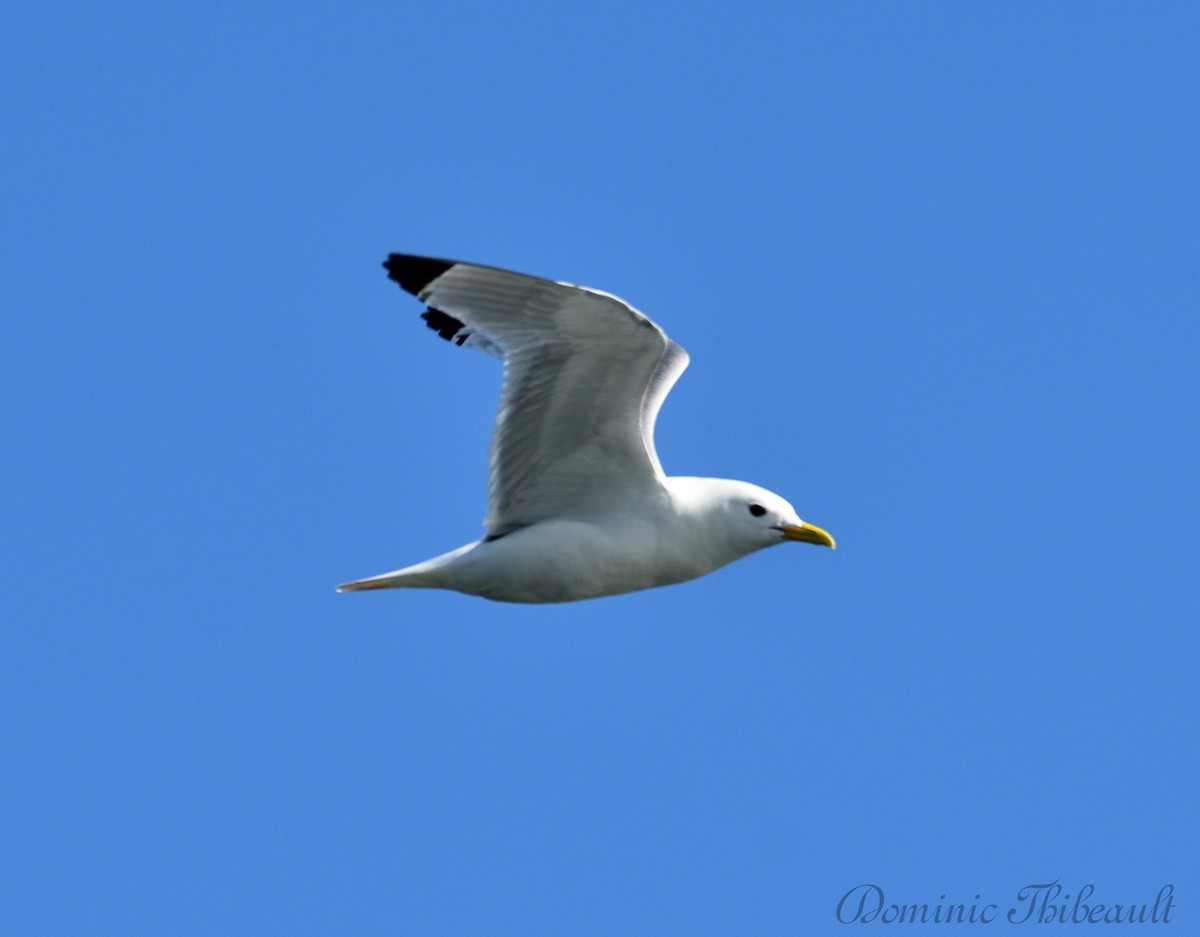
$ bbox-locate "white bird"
[337,254,834,603]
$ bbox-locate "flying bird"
[337,254,834,603]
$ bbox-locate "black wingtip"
[420,307,469,344]
[383,254,455,296]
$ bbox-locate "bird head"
[669,477,835,555]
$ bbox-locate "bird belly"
[447,517,707,603]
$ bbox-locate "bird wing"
[384,254,690,537]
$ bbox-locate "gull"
[337,254,834,603]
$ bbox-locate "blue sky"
[3,2,1197,933]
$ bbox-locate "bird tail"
[335,543,475,594]
[335,571,416,592]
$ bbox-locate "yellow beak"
[779,522,836,549]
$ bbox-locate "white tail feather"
[336,543,477,593]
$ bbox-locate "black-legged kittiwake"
[337,255,834,603]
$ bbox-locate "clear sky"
[3,2,1197,934]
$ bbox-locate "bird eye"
[748,504,767,517]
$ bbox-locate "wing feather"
[384,254,690,536]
